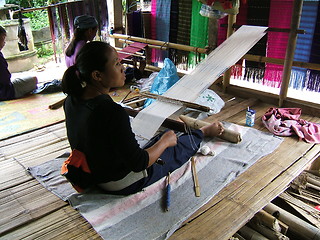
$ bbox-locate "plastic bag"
[144,58,180,108]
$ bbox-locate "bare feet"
[200,122,224,137]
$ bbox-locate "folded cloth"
[33,79,62,94]
[262,107,320,143]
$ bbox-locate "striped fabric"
[264,0,294,88]
[306,2,320,92]
[290,1,319,90]
[188,0,209,68]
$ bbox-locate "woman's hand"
[160,130,178,148]
[146,130,177,167]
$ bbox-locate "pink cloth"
[262,108,320,143]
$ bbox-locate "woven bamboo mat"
[0,92,319,239]
[0,86,138,141]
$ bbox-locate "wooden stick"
[279,0,303,107]
[140,92,211,112]
[191,157,200,197]
[49,98,65,110]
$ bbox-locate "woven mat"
[0,87,135,140]
[28,123,283,240]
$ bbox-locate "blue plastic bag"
[144,58,180,108]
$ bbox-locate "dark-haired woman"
[0,26,37,101]
[62,41,224,195]
[65,15,98,67]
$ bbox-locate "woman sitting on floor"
[0,26,37,101]
[65,15,98,68]
[61,41,224,195]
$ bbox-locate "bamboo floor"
[0,89,320,240]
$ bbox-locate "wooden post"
[278,0,303,107]
[107,0,123,48]
[222,14,237,92]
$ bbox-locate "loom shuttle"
[165,172,171,211]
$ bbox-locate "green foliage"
[35,44,54,58]
[5,0,51,30]
[24,10,48,30]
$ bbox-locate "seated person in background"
[61,41,224,195]
[65,15,98,67]
[0,26,37,101]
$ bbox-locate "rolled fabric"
[179,115,242,143]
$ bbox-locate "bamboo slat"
[170,102,320,239]
[264,202,320,239]
[0,180,67,235]
[1,206,100,240]
[1,92,319,240]
[279,192,320,228]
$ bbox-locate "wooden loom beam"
[222,13,237,92]
[109,33,209,54]
[279,0,303,107]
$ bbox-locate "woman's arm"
[145,130,177,167]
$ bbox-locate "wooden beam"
[110,33,209,54]
[279,0,303,107]
[107,0,123,48]
[222,14,237,92]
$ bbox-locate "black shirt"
[64,94,149,184]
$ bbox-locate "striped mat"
[28,122,283,240]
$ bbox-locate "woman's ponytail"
[61,65,85,98]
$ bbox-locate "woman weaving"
[61,41,224,195]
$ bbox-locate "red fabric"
[262,108,320,143]
[61,149,91,175]
[118,43,147,61]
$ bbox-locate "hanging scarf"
[242,0,270,82]
[127,10,144,37]
[216,2,248,78]
[169,1,179,64]
[290,0,319,91]
[264,0,294,88]
[151,0,171,63]
[58,4,70,41]
[231,1,248,79]
[188,0,209,68]
[176,0,193,69]
[151,0,157,63]
[305,2,320,92]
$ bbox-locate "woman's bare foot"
[200,122,224,137]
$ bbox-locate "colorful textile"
[117,42,147,61]
[262,107,320,143]
[306,2,320,92]
[243,0,270,82]
[151,0,171,63]
[188,0,209,68]
[264,0,294,87]
[127,10,144,37]
[168,1,179,63]
[176,0,193,69]
[290,1,319,90]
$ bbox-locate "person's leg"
[143,129,204,187]
[12,76,38,98]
